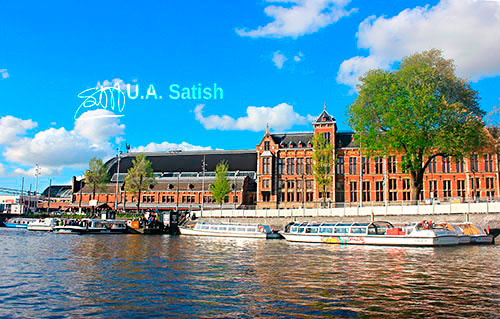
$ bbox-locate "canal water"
[0,228,499,318]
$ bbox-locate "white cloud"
[294,52,304,62]
[96,78,137,93]
[131,141,213,152]
[337,0,500,88]
[0,116,38,144]
[236,0,355,38]
[2,110,125,173]
[0,69,9,79]
[3,127,108,168]
[12,166,62,177]
[272,51,288,69]
[74,109,125,144]
[194,103,309,131]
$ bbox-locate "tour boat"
[280,220,459,246]
[442,222,493,245]
[27,218,61,231]
[179,221,282,239]
[4,218,37,229]
[53,219,128,234]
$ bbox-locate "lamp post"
[34,164,41,213]
[233,170,239,210]
[201,156,206,215]
[114,148,122,211]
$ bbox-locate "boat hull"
[4,223,28,229]
[280,233,459,246]
[179,227,281,239]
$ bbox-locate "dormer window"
[264,141,270,151]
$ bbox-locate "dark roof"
[270,132,314,147]
[314,109,335,124]
[336,132,357,148]
[105,150,257,175]
[41,185,72,198]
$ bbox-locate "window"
[305,158,312,175]
[262,192,271,202]
[375,181,384,202]
[484,154,493,172]
[362,157,370,174]
[456,159,464,173]
[402,179,410,201]
[306,180,313,189]
[428,158,437,173]
[389,179,397,201]
[264,141,270,151]
[278,158,285,175]
[287,192,294,202]
[349,157,357,175]
[486,177,495,199]
[442,156,450,173]
[336,156,344,175]
[296,192,302,202]
[429,180,437,199]
[362,181,370,202]
[280,192,285,202]
[262,179,270,189]
[287,158,295,175]
[319,191,330,199]
[350,181,358,202]
[374,157,383,174]
[306,192,313,202]
[443,180,451,198]
[471,177,480,200]
[323,132,331,144]
[262,157,270,174]
[470,154,479,172]
[388,156,397,174]
[296,158,303,175]
[287,180,295,189]
[457,180,465,199]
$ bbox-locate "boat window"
[298,227,305,233]
[291,226,298,233]
[350,227,366,234]
[237,227,246,232]
[246,228,255,232]
[201,225,210,230]
[228,227,236,232]
[210,226,218,230]
[334,227,348,234]
[320,227,333,233]
[219,227,227,231]
[306,227,318,233]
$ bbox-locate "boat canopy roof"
[291,221,392,228]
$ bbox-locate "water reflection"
[0,228,498,318]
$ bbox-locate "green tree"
[312,133,334,207]
[85,157,109,217]
[210,160,231,208]
[125,154,156,213]
[347,49,488,201]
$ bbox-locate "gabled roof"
[336,131,357,148]
[270,132,314,147]
[314,109,335,124]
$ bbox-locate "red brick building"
[256,107,499,209]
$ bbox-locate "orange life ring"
[422,220,430,230]
[258,226,265,233]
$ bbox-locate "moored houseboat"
[179,221,281,239]
[280,220,459,246]
[53,219,128,234]
[4,218,37,229]
[27,218,61,231]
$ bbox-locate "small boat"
[53,219,128,234]
[446,222,493,245]
[179,221,281,239]
[280,220,459,246]
[4,218,37,229]
[27,218,61,231]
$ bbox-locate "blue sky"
[1,0,499,193]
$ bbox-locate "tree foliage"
[210,160,231,207]
[125,154,156,213]
[312,133,333,207]
[84,157,108,217]
[347,49,488,201]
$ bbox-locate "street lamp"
[114,148,122,211]
[34,164,41,213]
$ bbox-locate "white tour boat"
[53,219,128,234]
[280,220,459,246]
[27,218,61,231]
[442,222,493,245]
[179,221,282,239]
